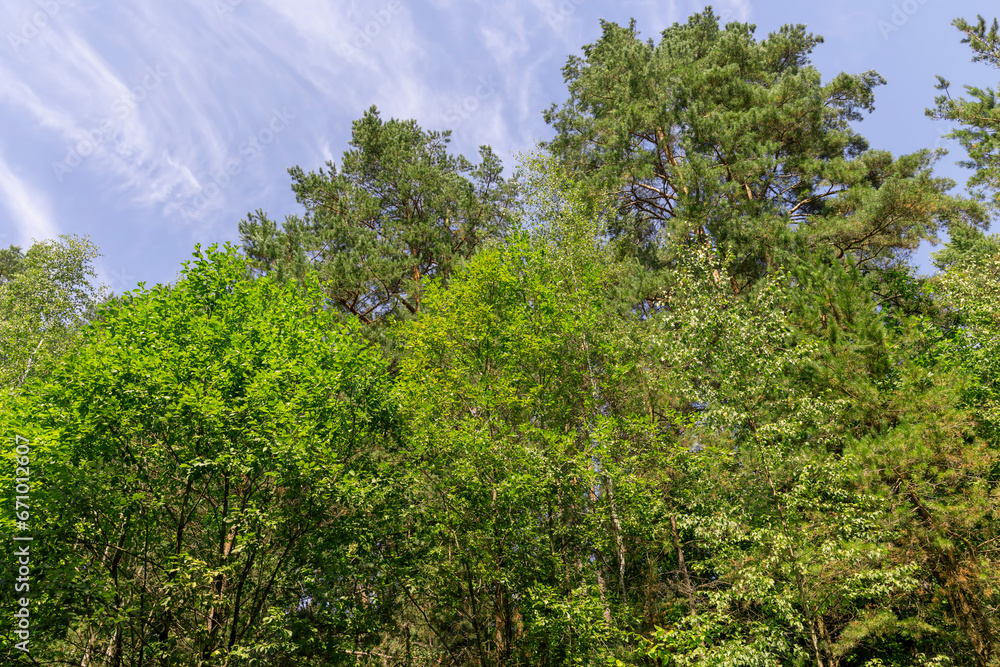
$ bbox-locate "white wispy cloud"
[0,151,58,244]
[0,0,946,283]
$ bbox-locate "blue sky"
[0,0,996,293]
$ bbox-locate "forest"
[3,8,1000,666]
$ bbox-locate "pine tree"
[545,8,983,299]
[928,15,1000,211]
[239,106,516,327]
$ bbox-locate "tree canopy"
[4,8,1000,667]
[544,8,985,298]
[239,106,516,326]
[0,235,107,390]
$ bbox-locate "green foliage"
[0,245,400,665]
[932,254,1000,444]
[931,222,1000,270]
[928,15,1000,210]
[0,235,107,390]
[7,9,1000,667]
[545,8,984,296]
[239,106,516,329]
[392,155,645,664]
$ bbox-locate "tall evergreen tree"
[928,15,1000,211]
[239,106,516,327]
[544,8,984,299]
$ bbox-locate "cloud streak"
[0,0,962,284]
[0,151,58,245]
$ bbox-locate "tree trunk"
[669,514,697,616]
